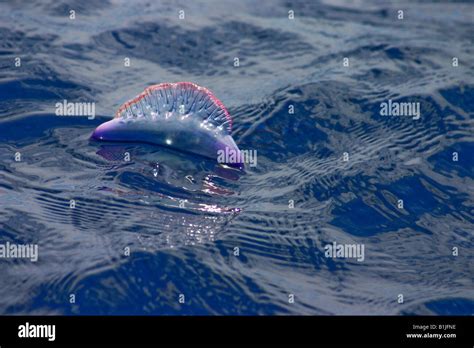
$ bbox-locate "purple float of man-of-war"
[91,82,244,169]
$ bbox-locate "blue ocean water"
[0,0,473,315]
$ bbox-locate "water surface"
[0,0,473,315]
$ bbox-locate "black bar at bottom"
[0,316,471,346]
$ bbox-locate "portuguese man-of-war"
[91,82,244,169]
